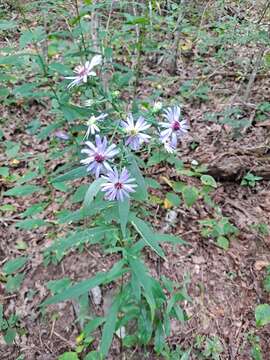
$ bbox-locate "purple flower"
[121,114,151,151]
[84,113,108,139]
[161,138,176,153]
[101,167,137,201]
[55,130,69,141]
[80,135,119,178]
[65,55,102,89]
[159,106,189,149]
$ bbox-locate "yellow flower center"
[129,128,138,136]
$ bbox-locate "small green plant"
[250,222,269,237]
[203,336,223,360]
[0,305,21,345]
[199,217,239,250]
[247,332,263,360]
[194,335,223,360]
[241,172,262,187]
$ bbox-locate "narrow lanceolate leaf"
[44,227,116,261]
[100,294,121,357]
[3,256,28,275]
[15,218,47,230]
[129,257,156,321]
[130,216,165,259]
[83,178,105,208]
[41,260,126,306]
[180,349,191,360]
[51,166,87,183]
[118,197,130,237]
[156,233,188,245]
[128,154,148,201]
[3,185,44,197]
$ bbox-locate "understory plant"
[40,47,192,357]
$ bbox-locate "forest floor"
[1,1,270,359]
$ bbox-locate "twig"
[257,0,270,24]
[53,331,74,347]
[243,46,265,102]
[0,294,17,301]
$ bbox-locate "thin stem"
[74,0,87,59]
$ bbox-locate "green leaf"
[58,352,79,360]
[52,182,69,192]
[84,351,103,360]
[118,197,130,237]
[83,178,105,208]
[41,260,125,306]
[0,55,27,66]
[71,184,88,203]
[0,167,9,177]
[52,166,87,183]
[129,257,156,321]
[263,272,270,292]
[0,204,15,212]
[20,202,47,218]
[131,216,165,258]
[15,218,47,230]
[0,20,17,31]
[84,317,105,336]
[201,175,217,188]
[4,327,16,345]
[166,192,181,207]
[6,274,25,293]
[145,177,161,189]
[17,171,38,185]
[251,343,262,360]
[156,233,188,245]
[3,257,28,275]
[255,304,270,327]
[100,295,121,357]
[154,319,165,354]
[60,103,89,121]
[180,349,191,360]
[5,141,20,158]
[38,122,61,140]
[47,278,71,295]
[0,304,3,328]
[19,27,46,48]
[182,186,199,207]
[128,155,147,200]
[216,236,229,250]
[3,185,44,197]
[147,152,167,167]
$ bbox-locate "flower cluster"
[66,56,189,201]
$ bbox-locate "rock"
[90,286,102,305]
[192,255,206,265]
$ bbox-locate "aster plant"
[43,41,192,359]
